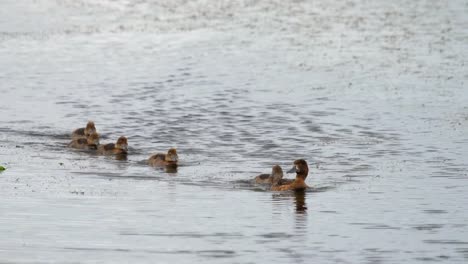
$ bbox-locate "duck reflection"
[164,164,178,173]
[115,153,128,161]
[149,164,178,174]
[271,190,308,232]
[294,189,307,213]
[272,190,308,213]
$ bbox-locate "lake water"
[1,0,468,263]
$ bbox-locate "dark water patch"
[424,240,468,245]
[310,186,335,192]
[359,131,390,140]
[412,224,444,231]
[321,122,343,127]
[350,164,374,172]
[0,128,70,140]
[319,249,347,253]
[364,248,399,253]
[62,246,237,257]
[363,224,401,230]
[314,97,330,102]
[71,171,125,178]
[430,171,467,179]
[258,232,293,239]
[413,256,449,262]
[342,174,373,179]
[4,119,34,124]
[63,247,131,252]
[316,136,339,143]
[351,125,371,130]
[120,232,243,239]
[98,175,164,181]
[197,250,237,258]
[456,248,468,259]
[56,100,75,105]
[335,128,352,134]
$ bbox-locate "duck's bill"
[287,166,296,173]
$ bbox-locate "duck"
[271,159,309,191]
[255,165,284,184]
[68,132,100,150]
[72,121,97,139]
[97,136,128,155]
[148,148,178,167]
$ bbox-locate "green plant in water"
[0,166,6,171]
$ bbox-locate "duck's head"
[116,136,128,152]
[84,121,96,136]
[271,165,283,185]
[86,132,100,147]
[287,159,309,180]
[165,148,178,162]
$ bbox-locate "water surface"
[1,0,468,263]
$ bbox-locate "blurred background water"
[1,0,467,263]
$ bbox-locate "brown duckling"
[271,159,309,191]
[148,148,178,167]
[68,132,100,150]
[72,121,97,139]
[97,136,128,155]
[255,165,284,184]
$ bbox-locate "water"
[1,0,468,263]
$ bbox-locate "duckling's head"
[87,132,100,146]
[287,159,309,180]
[116,136,128,151]
[271,165,283,186]
[165,148,178,162]
[84,121,96,136]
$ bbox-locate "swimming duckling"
[72,121,97,139]
[255,165,284,184]
[148,148,178,167]
[68,132,100,150]
[271,159,309,191]
[97,136,128,155]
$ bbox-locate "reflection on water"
[0,0,468,263]
[164,165,178,174]
[271,191,308,233]
[115,154,128,161]
[294,190,307,214]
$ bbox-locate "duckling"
[68,132,100,150]
[148,148,178,167]
[72,121,97,139]
[255,165,284,184]
[271,159,309,191]
[97,136,128,155]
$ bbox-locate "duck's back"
[68,138,88,148]
[97,143,115,154]
[71,128,85,138]
[149,153,165,160]
[148,153,167,166]
[279,178,294,185]
[103,143,115,150]
[255,174,272,184]
[272,179,308,191]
